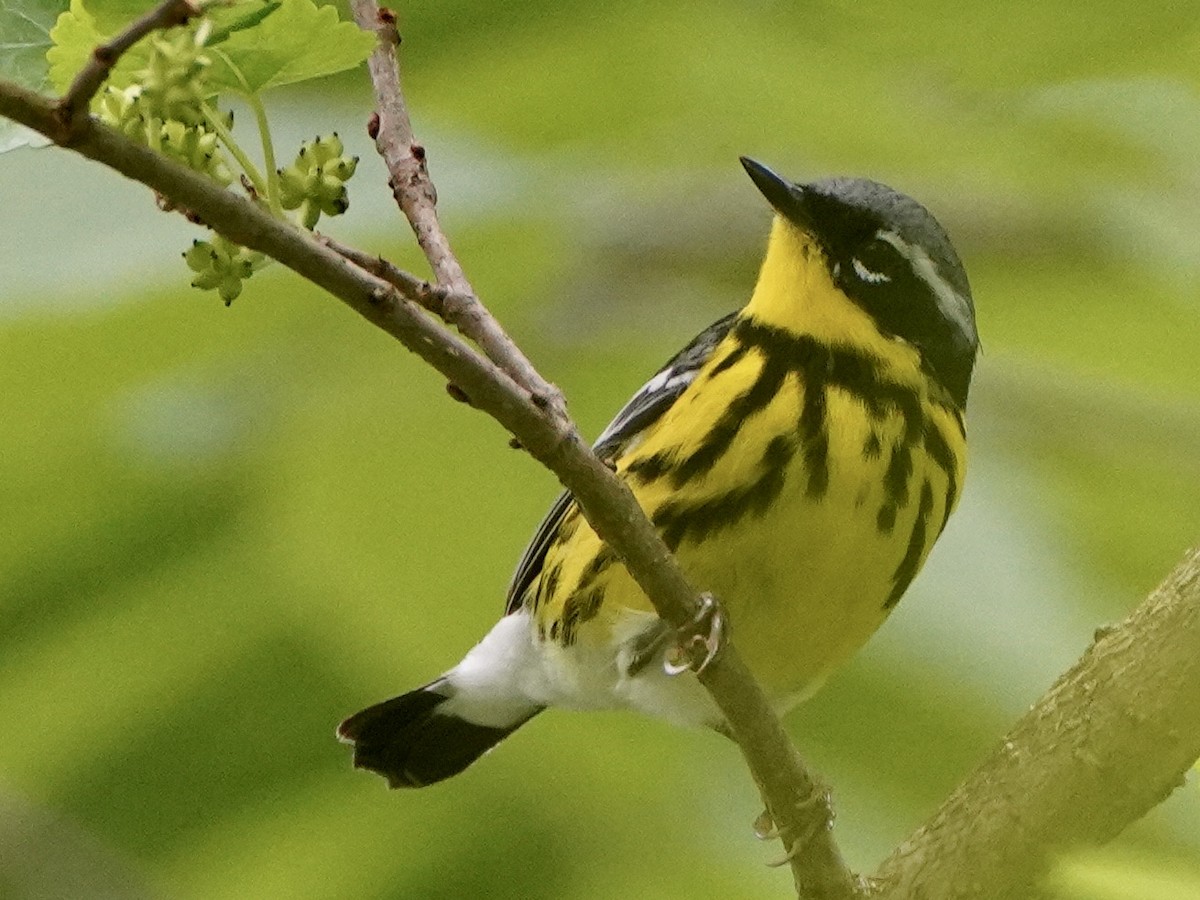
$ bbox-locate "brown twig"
[317,233,462,322]
[1,79,861,899]
[54,0,201,137]
[348,0,567,419]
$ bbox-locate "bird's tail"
[337,677,542,788]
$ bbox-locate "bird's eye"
[850,238,903,285]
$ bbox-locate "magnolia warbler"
[339,158,978,787]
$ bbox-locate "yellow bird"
[339,157,978,787]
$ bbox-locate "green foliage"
[0,0,61,88]
[0,0,63,148]
[203,0,374,93]
[46,0,374,94]
[40,0,375,301]
[46,0,142,93]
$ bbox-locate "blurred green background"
[2,1,1200,898]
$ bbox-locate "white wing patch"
[592,365,699,451]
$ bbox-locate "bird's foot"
[663,592,726,675]
[624,592,727,677]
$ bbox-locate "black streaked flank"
[556,507,581,543]
[625,450,677,484]
[559,596,581,646]
[653,433,796,551]
[579,587,606,621]
[577,545,616,590]
[506,492,577,615]
[863,431,883,459]
[922,419,960,535]
[797,371,830,498]
[668,352,791,488]
[949,407,967,439]
[558,586,606,646]
[885,478,934,610]
[877,438,913,534]
[590,313,737,463]
[537,314,963,625]
[536,562,561,611]
[708,341,749,378]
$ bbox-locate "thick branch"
[0,79,858,899]
[872,546,1200,899]
[55,0,200,134]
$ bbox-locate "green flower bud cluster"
[159,119,234,185]
[96,27,234,187]
[99,85,234,186]
[278,133,359,229]
[183,234,264,305]
[97,85,144,139]
[134,28,212,127]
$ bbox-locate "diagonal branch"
[0,78,860,900]
[55,0,201,136]
[343,5,862,895]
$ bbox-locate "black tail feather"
[337,683,538,788]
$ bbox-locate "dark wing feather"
[503,313,737,614]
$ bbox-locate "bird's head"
[740,157,978,408]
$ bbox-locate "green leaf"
[0,0,64,88]
[45,0,371,101]
[85,0,152,34]
[0,0,67,149]
[44,0,152,94]
[44,0,248,95]
[206,0,280,46]
[205,0,375,94]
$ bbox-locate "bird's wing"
[504,312,737,614]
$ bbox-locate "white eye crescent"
[852,256,891,284]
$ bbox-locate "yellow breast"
[530,219,967,706]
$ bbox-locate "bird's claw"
[663,592,726,675]
[753,808,778,840]
[753,787,835,868]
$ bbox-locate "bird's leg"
[624,592,727,677]
[624,622,670,677]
